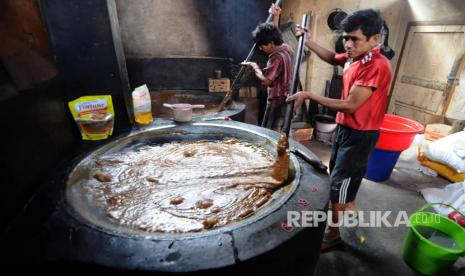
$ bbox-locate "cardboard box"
[424,123,452,141]
[422,115,465,141]
[239,86,257,98]
[208,78,230,92]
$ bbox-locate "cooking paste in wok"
[82,139,288,233]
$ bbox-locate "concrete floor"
[239,98,465,275]
[302,139,465,276]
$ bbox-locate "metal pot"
[52,121,329,272]
[152,90,246,122]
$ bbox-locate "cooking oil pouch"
[132,84,153,125]
[68,95,115,140]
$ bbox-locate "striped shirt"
[263,44,294,105]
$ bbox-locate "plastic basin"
[403,203,465,275]
[376,114,424,151]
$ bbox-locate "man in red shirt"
[242,4,295,131]
[287,9,392,251]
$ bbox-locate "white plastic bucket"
[313,115,337,143]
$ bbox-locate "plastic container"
[132,84,153,125]
[402,203,465,275]
[376,114,424,151]
[163,103,205,122]
[448,211,465,227]
[291,128,313,142]
[364,148,401,181]
[313,115,337,144]
[313,114,337,132]
[314,130,335,144]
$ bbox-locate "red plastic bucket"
[376,114,424,151]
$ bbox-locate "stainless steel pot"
[61,121,329,272]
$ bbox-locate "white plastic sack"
[420,181,465,216]
[397,134,438,177]
[424,131,465,173]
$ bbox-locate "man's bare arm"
[269,3,281,27]
[296,26,337,65]
[287,85,373,113]
[306,40,338,65]
[241,62,273,87]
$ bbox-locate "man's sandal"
[320,236,343,252]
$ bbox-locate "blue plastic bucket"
[364,148,401,182]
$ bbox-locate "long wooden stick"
[442,53,465,115]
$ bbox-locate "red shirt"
[334,47,392,130]
[263,44,294,105]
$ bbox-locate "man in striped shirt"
[242,5,295,131]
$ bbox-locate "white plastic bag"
[420,181,465,216]
[424,131,465,173]
[397,134,438,176]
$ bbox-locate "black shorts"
[329,125,379,204]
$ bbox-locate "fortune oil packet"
[68,95,115,140]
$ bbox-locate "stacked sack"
[419,131,465,182]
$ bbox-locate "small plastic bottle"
[132,84,153,125]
